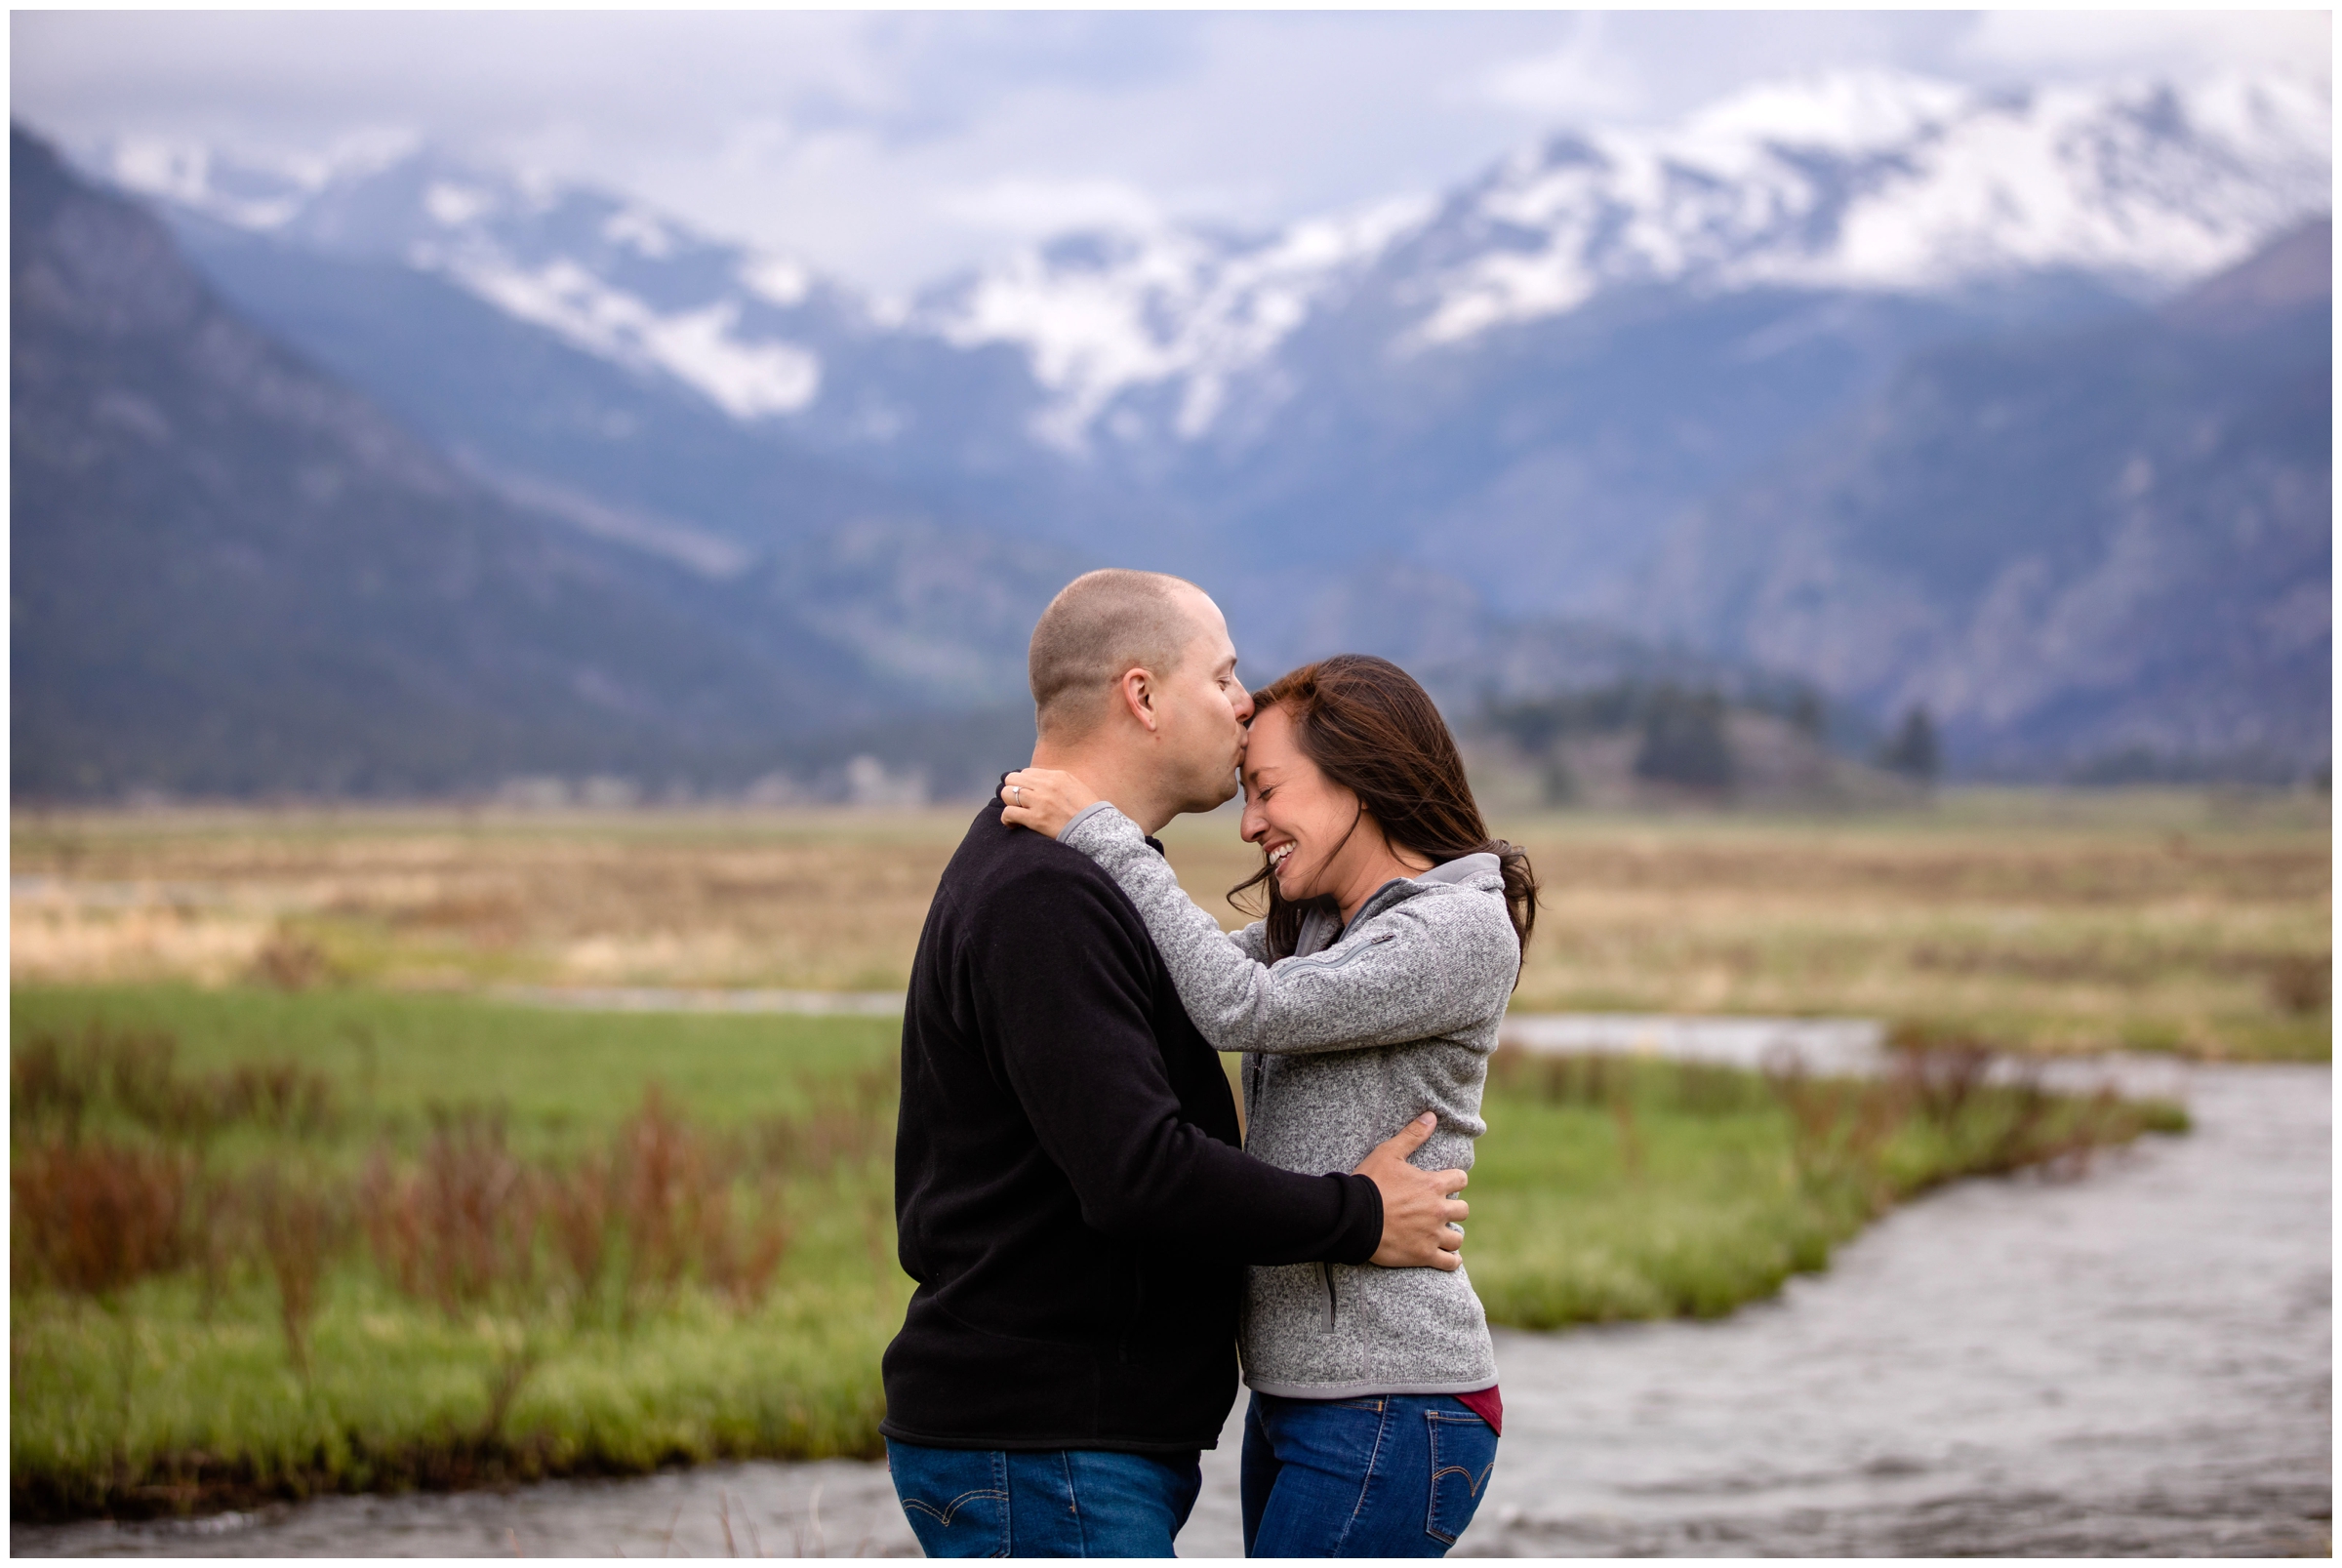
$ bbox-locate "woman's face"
[1239,703,1361,904]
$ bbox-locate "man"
[883,569,1471,1557]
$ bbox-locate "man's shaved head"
[1029,569,1212,738]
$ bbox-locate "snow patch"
[455,258,819,419]
[739,254,812,307]
[642,302,820,419]
[1681,69,1969,156]
[929,193,1433,450]
[601,208,675,260]
[109,138,303,230]
[424,181,497,227]
[110,139,211,209]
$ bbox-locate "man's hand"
[1354,1112,1469,1270]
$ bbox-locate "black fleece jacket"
[880,795,1384,1454]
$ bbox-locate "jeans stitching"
[901,1488,1008,1527]
[1424,1409,1497,1545]
[1427,1463,1493,1495]
[1060,1450,1086,1557]
[1330,1396,1394,1555]
[994,1450,1012,1557]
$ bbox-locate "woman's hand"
[1000,768,1102,840]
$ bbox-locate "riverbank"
[18,1061,2319,1558]
[1462,1060,2331,1556]
[10,984,2184,1522]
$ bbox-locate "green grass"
[12,1272,895,1518]
[11,985,906,1519]
[1468,1055,2184,1327]
[9,984,899,1135]
[11,985,2185,1520]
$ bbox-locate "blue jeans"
[1240,1391,1499,1557]
[885,1439,1202,1557]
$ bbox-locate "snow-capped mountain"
[917,198,1430,453]
[108,136,852,422]
[1399,70,2329,346]
[65,66,2331,780]
[909,70,2328,452]
[106,69,2328,462]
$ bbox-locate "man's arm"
[972,866,1462,1267]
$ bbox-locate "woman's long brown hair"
[1232,654,1539,968]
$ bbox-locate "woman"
[1002,653,1537,1558]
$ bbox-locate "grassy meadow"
[15,787,2331,1058]
[10,984,2181,1519]
[6,788,2315,1515]
[10,987,905,1519]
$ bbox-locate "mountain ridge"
[1640,217,2331,777]
[26,67,2329,784]
[9,125,1085,799]
[93,68,2328,458]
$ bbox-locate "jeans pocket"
[890,1443,1011,1558]
[1423,1410,1498,1547]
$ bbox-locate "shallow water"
[17,1062,2327,1558]
[1454,1062,2331,1557]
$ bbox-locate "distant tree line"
[1876,706,1939,783]
[1478,678,1830,795]
[1478,680,1949,798]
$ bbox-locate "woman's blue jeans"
[885,1439,1202,1557]
[1240,1391,1499,1557]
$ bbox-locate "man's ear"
[1117,667,1159,733]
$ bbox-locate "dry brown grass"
[358,1109,541,1318]
[12,1024,338,1146]
[1158,795,2331,1059]
[12,1138,193,1299]
[349,1087,804,1332]
[12,792,2329,1058]
[12,808,966,993]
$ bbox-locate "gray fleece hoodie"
[1058,801,1517,1399]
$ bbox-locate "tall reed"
[247,1161,350,1384]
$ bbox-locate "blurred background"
[8,11,2331,1555]
[11,10,2331,805]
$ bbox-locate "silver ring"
[1010,785,1023,804]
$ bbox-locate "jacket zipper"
[1319,1260,1338,1331]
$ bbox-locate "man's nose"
[1232,687,1256,723]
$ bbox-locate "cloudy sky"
[13,10,2329,291]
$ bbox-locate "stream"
[17,1057,2328,1557]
